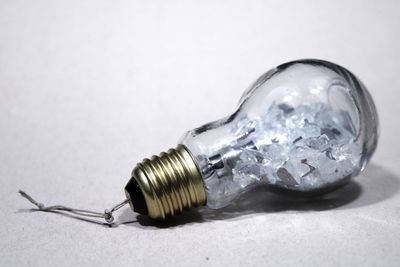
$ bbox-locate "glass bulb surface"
[180,59,379,209]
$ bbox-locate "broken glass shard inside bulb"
[181,59,378,209]
[232,103,361,190]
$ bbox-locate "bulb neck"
[125,145,207,220]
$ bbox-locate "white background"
[1,0,399,266]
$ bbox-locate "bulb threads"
[125,145,206,220]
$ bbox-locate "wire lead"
[18,190,128,224]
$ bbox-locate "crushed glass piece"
[229,103,361,192]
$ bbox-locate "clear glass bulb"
[180,59,379,209]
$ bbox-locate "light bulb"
[125,59,379,220]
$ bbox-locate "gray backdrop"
[1,0,399,266]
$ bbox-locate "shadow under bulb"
[125,59,379,220]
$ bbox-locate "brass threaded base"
[128,145,206,220]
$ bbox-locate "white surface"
[1,1,400,266]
